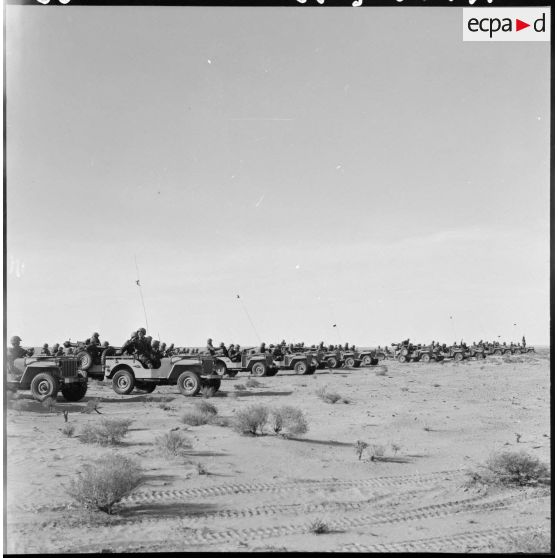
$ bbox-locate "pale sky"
[6,6,551,347]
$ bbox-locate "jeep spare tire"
[76,350,93,371]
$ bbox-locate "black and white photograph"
[4,0,553,553]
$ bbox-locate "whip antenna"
[236,294,261,343]
[134,255,149,333]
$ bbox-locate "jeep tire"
[293,360,308,375]
[30,372,59,401]
[177,371,201,396]
[344,357,355,368]
[75,351,93,371]
[112,369,135,395]
[60,382,88,402]
[251,361,267,377]
[361,355,372,367]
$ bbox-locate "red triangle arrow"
[516,19,530,31]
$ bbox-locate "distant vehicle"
[6,354,88,402]
[103,354,220,396]
[437,346,467,361]
[398,346,442,363]
[273,353,315,375]
[213,350,278,377]
[354,350,380,367]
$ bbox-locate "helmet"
[102,341,109,347]
[63,341,71,348]
[43,343,49,348]
[10,335,21,344]
[152,339,160,347]
[138,328,146,335]
[92,332,99,337]
[207,338,213,343]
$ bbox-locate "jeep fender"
[106,363,136,380]
[20,366,60,389]
[169,364,202,382]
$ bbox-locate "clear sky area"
[6,6,551,348]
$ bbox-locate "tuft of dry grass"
[316,386,341,404]
[245,378,263,388]
[355,440,368,461]
[66,453,143,514]
[181,400,218,426]
[79,418,133,446]
[233,384,247,391]
[61,423,75,438]
[308,518,330,534]
[199,385,216,398]
[155,430,192,457]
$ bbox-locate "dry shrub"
[181,400,218,426]
[234,384,247,391]
[233,404,269,435]
[80,418,133,446]
[42,397,57,412]
[196,462,209,475]
[468,450,549,487]
[490,529,550,553]
[245,378,262,388]
[156,430,192,457]
[181,409,212,426]
[82,399,101,414]
[199,384,216,398]
[316,386,341,404]
[195,399,217,416]
[355,440,368,461]
[308,518,330,534]
[62,423,75,438]
[66,453,143,514]
[270,406,308,437]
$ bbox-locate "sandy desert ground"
[5,349,551,553]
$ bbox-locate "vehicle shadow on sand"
[287,438,354,447]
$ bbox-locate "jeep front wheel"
[344,357,355,368]
[61,382,88,402]
[454,352,464,361]
[214,361,227,376]
[398,355,407,363]
[30,372,59,401]
[112,369,135,395]
[361,355,372,367]
[293,361,308,375]
[421,353,431,363]
[177,371,201,396]
[251,362,267,377]
[326,356,337,368]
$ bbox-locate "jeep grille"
[201,358,214,376]
[60,358,79,378]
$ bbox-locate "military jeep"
[213,350,277,378]
[273,353,315,375]
[103,354,220,396]
[355,350,380,367]
[6,355,88,402]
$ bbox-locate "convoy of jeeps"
[6,335,535,403]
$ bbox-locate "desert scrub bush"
[245,378,262,388]
[61,423,75,438]
[316,386,341,404]
[42,396,57,413]
[233,404,269,435]
[82,399,101,414]
[66,453,143,514]
[79,418,133,446]
[270,406,308,437]
[196,462,209,475]
[181,400,217,426]
[355,440,369,461]
[234,383,247,391]
[308,518,330,534]
[469,450,549,487]
[490,529,550,553]
[156,430,192,457]
[195,399,217,416]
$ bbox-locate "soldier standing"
[206,338,216,356]
[522,336,526,348]
[40,343,51,356]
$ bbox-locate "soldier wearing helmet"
[8,336,32,359]
[41,343,51,356]
[206,338,216,356]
